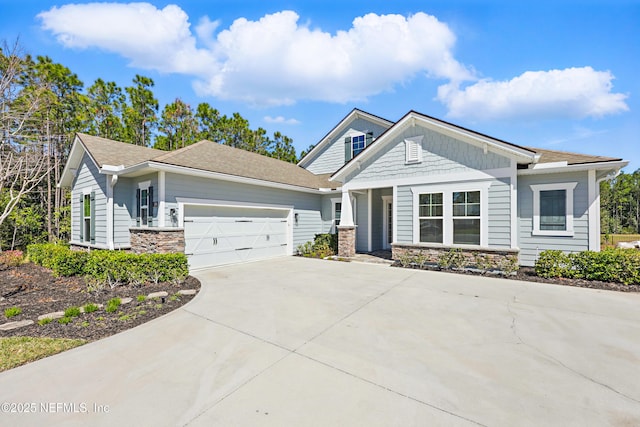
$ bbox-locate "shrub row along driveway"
[1,257,639,426]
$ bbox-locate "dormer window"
[344,131,373,162]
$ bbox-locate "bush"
[297,233,338,258]
[83,303,99,313]
[28,244,189,286]
[4,307,22,318]
[26,243,87,277]
[105,298,121,313]
[64,306,81,318]
[535,249,640,285]
[0,250,24,268]
[438,248,466,270]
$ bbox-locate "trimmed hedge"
[27,243,189,285]
[534,248,640,285]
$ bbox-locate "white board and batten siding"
[518,171,591,266]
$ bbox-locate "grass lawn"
[0,337,87,372]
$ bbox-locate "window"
[412,182,490,247]
[83,194,91,242]
[136,184,154,227]
[530,182,577,236]
[79,190,94,244]
[452,191,480,245]
[540,190,565,230]
[352,135,365,157]
[344,132,373,162]
[334,202,342,226]
[418,193,443,243]
[404,136,424,164]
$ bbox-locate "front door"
[382,197,393,250]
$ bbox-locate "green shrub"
[105,298,121,313]
[534,250,571,278]
[297,234,338,258]
[58,316,73,325]
[314,233,338,254]
[38,318,52,326]
[535,249,640,285]
[499,255,520,276]
[27,243,87,276]
[83,303,99,313]
[4,307,22,318]
[438,248,466,270]
[64,306,81,318]
[474,253,494,273]
[0,250,24,268]
[136,295,146,302]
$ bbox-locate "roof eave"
[517,160,629,176]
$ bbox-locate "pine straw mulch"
[0,263,200,341]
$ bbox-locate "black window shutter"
[344,137,352,163]
[79,193,84,241]
[136,188,141,226]
[148,186,154,226]
[365,132,373,147]
[90,191,96,244]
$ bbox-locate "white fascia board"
[518,160,629,176]
[298,109,393,167]
[331,112,536,182]
[58,136,87,188]
[120,161,330,194]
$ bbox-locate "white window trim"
[351,133,366,158]
[411,181,490,247]
[404,135,424,164]
[382,195,393,249]
[530,182,577,236]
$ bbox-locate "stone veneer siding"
[338,226,356,257]
[130,227,185,254]
[392,243,519,266]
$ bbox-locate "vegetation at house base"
[534,249,640,285]
[0,40,298,250]
[26,243,189,286]
[297,233,338,258]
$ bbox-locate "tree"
[268,131,297,163]
[0,42,50,246]
[86,78,125,140]
[124,75,158,146]
[155,98,197,151]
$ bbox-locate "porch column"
[338,189,356,257]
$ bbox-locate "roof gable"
[331,111,538,181]
[297,108,394,168]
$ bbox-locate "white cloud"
[264,115,300,125]
[38,3,217,75]
[38,4,473,106]
[437,67,628,120]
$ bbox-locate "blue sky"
[1,1,638,170]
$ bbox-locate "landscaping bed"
[391,263,640,293]
[0,262,200,341]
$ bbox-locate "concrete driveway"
[1,257,639,426]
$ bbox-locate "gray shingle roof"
[525,146,623,165]
[77,133,165,167]
[152,140,337,189]
[77,134,337,190]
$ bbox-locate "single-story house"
[59,109,628,269]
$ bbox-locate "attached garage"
[183,204,291,270]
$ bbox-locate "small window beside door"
[136,185,154,227]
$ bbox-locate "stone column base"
[129,227,185,254]
[337,226,356,257]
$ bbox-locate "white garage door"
[184,205,290,269]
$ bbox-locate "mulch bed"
[392,263,640,293]
[0,263,200,341]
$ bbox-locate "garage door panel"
[184,205,290,269]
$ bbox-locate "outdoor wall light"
[294,213,299,225]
